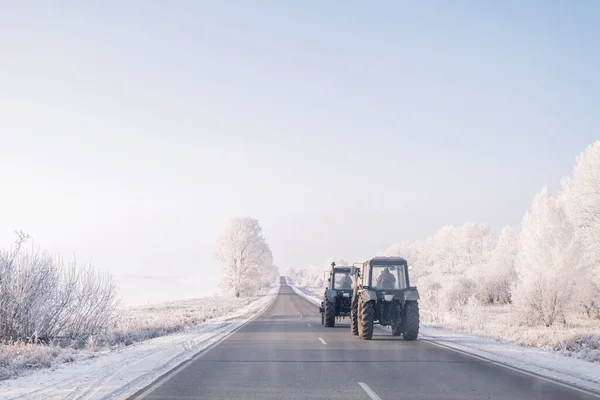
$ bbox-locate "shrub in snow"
[0,232,118,342]
[442,276,477,312]
[459,296,487,331]
[512,187,582,327]
[417,274,445,322]
[0,341,76,380]
[554,334,600,362]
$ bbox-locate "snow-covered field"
[286,279,600,394]
[0,284,279,400]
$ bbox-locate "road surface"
[129,278,599,400]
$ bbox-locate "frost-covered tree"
[424,223,494,275]
[428,226,459,274]
[562,140,600,317]
[475,226,520,304]
[562,141,600,261]
[456,223,495,269]
[216,217,274,297]
[512,187,582,326]
[381,239,430,277]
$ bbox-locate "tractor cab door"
[362,261,372,288]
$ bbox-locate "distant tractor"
[350,257,419,340]
[319,262,355,327]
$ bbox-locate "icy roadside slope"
[286,278,600,395]
[0,284,279,400]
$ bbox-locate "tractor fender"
[359,289,377,302]
[402,287,420,302]
[325,289,338,302]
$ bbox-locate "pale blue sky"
[1,1,598,304]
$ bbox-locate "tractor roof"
[367,256,408,265]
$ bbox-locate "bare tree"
[0,233,118,342]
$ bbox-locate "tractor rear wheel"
[402,301,420,340]
[324,300,335,327]
[358,300,374,340]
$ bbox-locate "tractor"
[319,262,354,327]
[350,256,420,340]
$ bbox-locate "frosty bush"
[417,274,444,322]
[442,276,477,312]
[0,233,118,342]
[458,296,487,331]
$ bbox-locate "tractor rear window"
[371,265,406,289]
[333,272,353,289]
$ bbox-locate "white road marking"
[300,314,303,318]
[358,382,383,400]
[307,322,311,327]
[318,337,327,345]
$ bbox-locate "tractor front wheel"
[350,297,359,336]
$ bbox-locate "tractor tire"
[402,301,420,340]
[358,300,374,340]
[350,297,359,336]
[324,301,335,327]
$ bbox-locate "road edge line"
[372,323,600,398]
[422,337,600,399]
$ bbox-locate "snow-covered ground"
[0,284,279,400]
[286,278,600,394]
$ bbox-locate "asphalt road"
[130,278,599,400]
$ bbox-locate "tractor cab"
[319,262,354,327]
[350,257,420,340]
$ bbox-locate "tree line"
[385,141,600,327]
[289,141,600,328]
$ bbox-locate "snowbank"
[287,278,600,394]
[0,284,279,400]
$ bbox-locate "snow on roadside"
[286,278,600,394]
[0,283,279,400]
